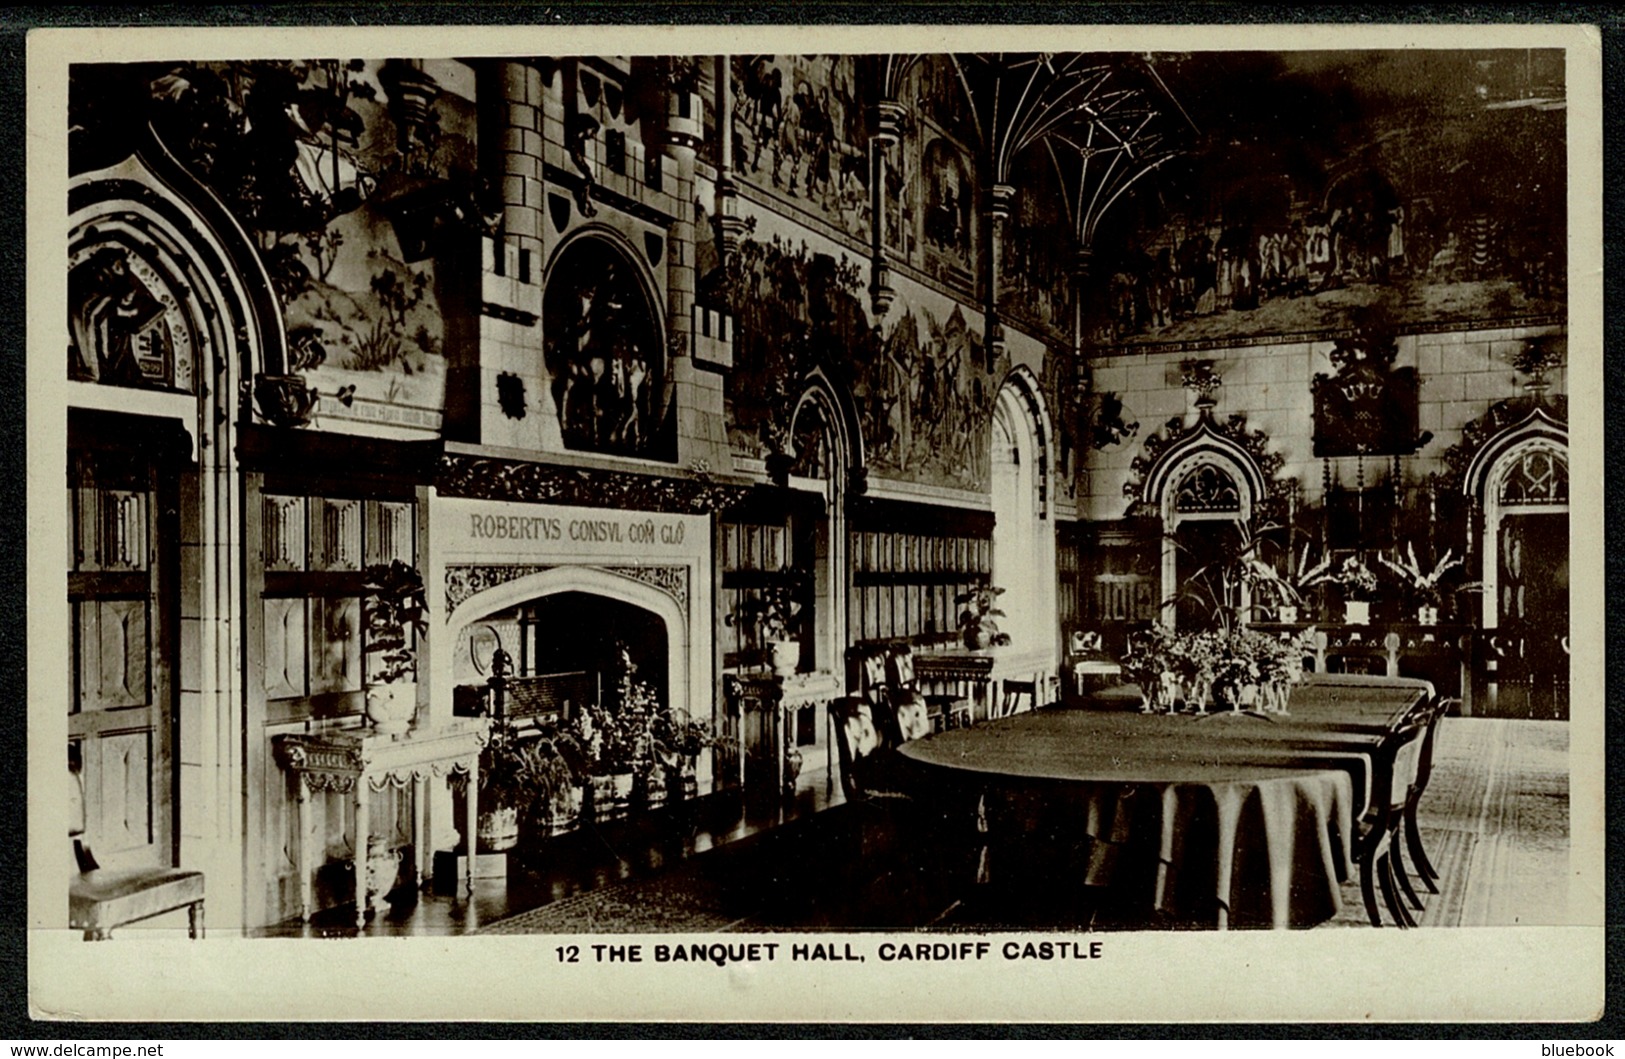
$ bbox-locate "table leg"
[774,706,785,801]
[463,755,478,897]
[413,774,428,889]
[354,783,370,930]
[296,776,313,923]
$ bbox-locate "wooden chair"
[886,645,972,734]
[1401,697,1455,898]
[830,697,912,804]
[69,765,204,941]
[1355,719,1430,928]
[998,678,1039,718]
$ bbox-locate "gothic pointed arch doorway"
[1461,407,1569,718]
[1127,411,1275,631]
[990,369,1058,668]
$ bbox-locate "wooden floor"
[259,717,1569,936]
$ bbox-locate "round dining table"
[895,676,1430,930]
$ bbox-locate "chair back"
[1377,719,1429,815]
[69,763,86,839]
[885,645,917,690]
[1412,697,1453,798]
[858,649,889,703]
[831,697,895,800]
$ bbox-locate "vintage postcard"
[25,20,1604,1023]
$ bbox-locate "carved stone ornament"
[1123,410,1290,519]
[445,562,688,614]
[436,453,752,516]
[445,564,553,612]
[1310,327,1425,457]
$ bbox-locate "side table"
[274,719,490,928]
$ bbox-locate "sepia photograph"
[26,20,1605,1023]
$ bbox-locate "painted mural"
[1087,50,1567,346]
[730,55,871,242]
[723,235,1003,492]
[68,245,194,393]
[123,59,485,432]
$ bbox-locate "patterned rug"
[477,860,752,934]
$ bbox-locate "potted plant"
[1305,554,1380,625]
[475,721,586,851]
[956,584,1012,651]
[1379,544,1462,625]
[1286,544,1337,624]
[651,708,720,801]
[584,705,646,822]
[361,559,429,736]
[728,584,804,676]
[528,725,589,837]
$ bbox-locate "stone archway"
[66,138,281,930]
[1125,409,1278,629]
[991,367,1058,665]
[447,564,693,720]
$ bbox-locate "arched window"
[990,373,1057,665]
[1499,449,1568,507]
[1173,463,1243,515]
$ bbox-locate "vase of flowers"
[1208,630,1264,712]
[1170,631,1221,713]
[955,584,1012,651]
[651,708,719,802]
[361,560,429,736]
[580,704,636,822]
[1122,624,1178,713]
[1303,554,1379,626]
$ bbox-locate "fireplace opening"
[454,590,670,725]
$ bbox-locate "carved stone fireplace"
[428,496,713,730]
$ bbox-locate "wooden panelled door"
[69,445,176,870]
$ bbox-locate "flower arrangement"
[1121,624,1180,711]
[1378,544,1462,608]
[650,707,720,762]
[583,703,650,776]
[955,584,1012,650]
[1208,630,1265,697]
[1119,624,1309,714]
[1304,553,1381,602]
